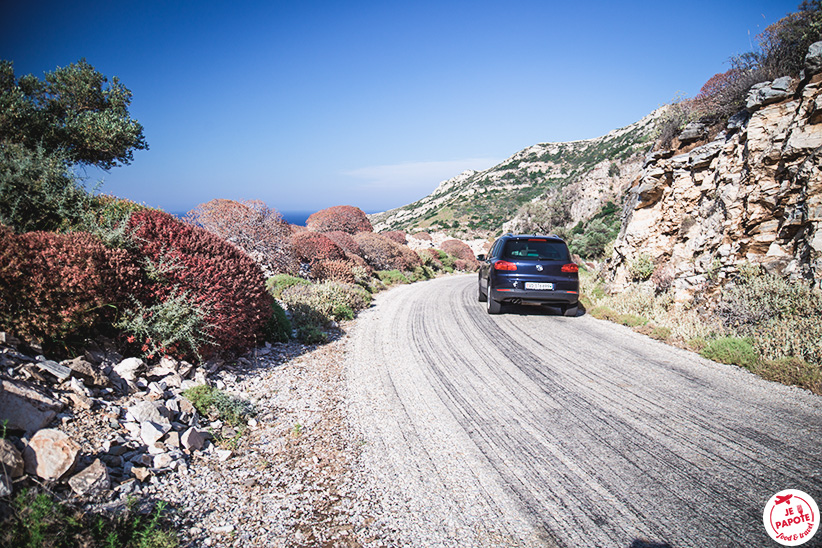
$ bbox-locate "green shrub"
[1,489,178,548]
[618,313,647,328]
[650,326,672,341]
[116,290,213,361]
[266,274,310,299]
[753,356,822,394]
[376,270,409,285]
[700,337,759,368]
[264,300,291,343]
[182,384,256,428]
[278,281,371,342]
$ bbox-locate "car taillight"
[561,263,579,273]
[494,260,517,271]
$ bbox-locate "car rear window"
[502,239,569,261]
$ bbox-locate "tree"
[0,59,147,231]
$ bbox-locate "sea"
[168,210,315,226]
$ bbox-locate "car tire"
[563,304,578,317]
[478,280,487,302]
[486,284,502,315]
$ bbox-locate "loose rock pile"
[0,334,234,500]
[0,330,396,546]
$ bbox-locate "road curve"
[345,274,822,547]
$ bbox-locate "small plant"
[263,300,291,343]
[182,384,256,428]
[700,337,759,369]
[628,253,655,282]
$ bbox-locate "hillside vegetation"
[370,111,659,237]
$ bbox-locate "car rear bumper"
[489,287,579,306]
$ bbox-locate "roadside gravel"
[132,334,399,547]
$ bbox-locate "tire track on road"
[346,275,822,547]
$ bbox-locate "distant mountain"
[370,110,663,237]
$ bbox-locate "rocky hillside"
[604,45,822,301]
[370,111,662,237]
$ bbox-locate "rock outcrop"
[606,43,822,301]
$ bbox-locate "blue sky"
[1,0,801,214]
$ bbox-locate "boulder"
[746,78,793,109]
[23,428,80,481]
[0,438,24,477]
[68,459,110,496]
[805,41,822,76]
[140,421,171,446]
[0,378,64,434]
[678,121,707,143]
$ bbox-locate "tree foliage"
[0,59,147,169]
[0,59,147,232]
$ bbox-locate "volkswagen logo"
[536,265,543,271]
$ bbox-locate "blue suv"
[478,234,580,315]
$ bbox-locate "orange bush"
[290,232,347,263]
[383,231,407,244]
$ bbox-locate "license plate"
[525,282,554,290]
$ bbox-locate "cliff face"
[606,66,822,300]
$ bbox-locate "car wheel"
[563,304,578,317]
[486,283,502,315]
[478,279,487,302]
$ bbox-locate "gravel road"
[346,274,822,548]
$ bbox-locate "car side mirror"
[477,254,486,261]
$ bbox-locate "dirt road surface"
[346,274,822,547]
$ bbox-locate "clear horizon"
[1,0,801,214]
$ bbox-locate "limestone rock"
[181,427,205,451]
[112,357,145,384]
[0,438,24,477]
[678,121,707,143]
[0,378,64,434]
[23,428,80,481]
[606,48,822,298]
[68,459,110,495]
[140,421,171,446]
[127,401,170,425]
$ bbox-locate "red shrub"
[0,227,142,346]
[306,205,373,234]
[185,199,298,275]
[411,231,432,241]
[128,210,273,357]
[290,232,347,263]
[420,248,445,270]
[383,231,407,245]
[353,232,422,271]
[440,239,478,267]
[454,259,469,271]
[325,231,361,256]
